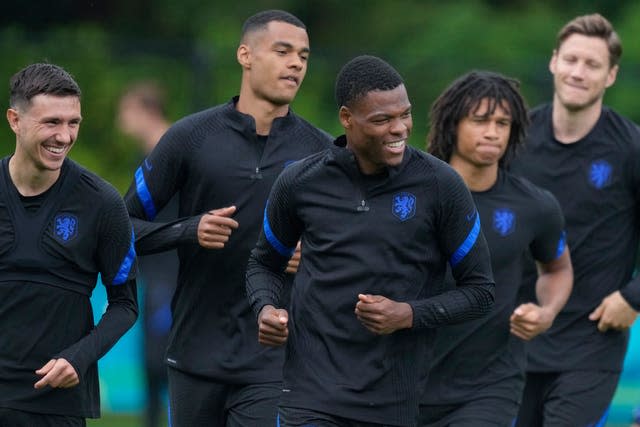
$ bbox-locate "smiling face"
[340,84,412,175]
[450,97,511,170]
[550,33,618,112]
[239,20,310,107]
[7,94,81,173]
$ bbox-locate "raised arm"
[409,167,495,330]
[246,169,302,346]
[40,191,138,389]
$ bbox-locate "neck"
[236,86,290,135]
[143,120,170,153]
[8,154,60,196]
[552,95,602,144]
[449,157,498,192]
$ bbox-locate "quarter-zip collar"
[329,134,412,180]
[224,96,299,139]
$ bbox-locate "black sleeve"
[57,190,138,378]
[530,189,566,263]
[620,137,640,310]
[124,120,199,254]
[129,215,200,255]
[408,166,495,329]
[246,169,302,317]
[56,279,138,379]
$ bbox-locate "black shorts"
[515,371,619,427]
[167,366,280,427]
[277,406,392,427]
[418,397,518,427]
[0,407,85,427]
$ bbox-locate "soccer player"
[117,81,176,427]
[124,10,332,427]
[509,14,640,426]
[246,55,495,427]
[419,70,573,426]
[0,63,138,426]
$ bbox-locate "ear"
[605,64,618,89]
[338,106,352,129]
[237,44,251,69]
[6,108,20,134]
[548,49,558,75]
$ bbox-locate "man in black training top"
[419,71,573,427]
[124,9,332,427]
[246,55,495,427]
[0,63,138,426]
[510,13,640,427]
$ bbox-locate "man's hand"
[355,294,413,335]
[589,290,638,332]
[285,241,302,274]
[257,305,289,346]
[197,206,239,249]
[34,358,79,389]
[510,303,554,340]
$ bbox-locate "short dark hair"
[241,9,306,42]
[335,55,404,108]
[556,13,621,67]
[427,70,529,168]
[10,63,81,110]
[120,81,167,118]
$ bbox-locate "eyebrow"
[273,41,310,54]
[40,115,83,122]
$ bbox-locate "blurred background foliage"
[2,1,640,425]
[1,0,640,192]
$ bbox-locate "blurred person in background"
[510,13,640,426]
[0,63,137,426]
[123,9,332,427]
[117,81,176,427]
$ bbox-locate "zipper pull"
[357,200,369,212]
[251,166,263,180]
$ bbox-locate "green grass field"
[85,384,638,427]
[88,413,167,427]
[86,414,631,427]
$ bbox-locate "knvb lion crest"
[588,159,612,189]
[493,208,515,237]
[54,214,78,243]
[392,192,416,221]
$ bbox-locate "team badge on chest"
[54,214,78,243]
[392,192,416,221]
[588,159,612,189]
[493,208,515,237]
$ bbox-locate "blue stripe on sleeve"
[263,204,295,257]
[112,227,136,285]
[450,213,481,267]
[594,406,609,427]
[555,230,566,259]
[135,166,157,220]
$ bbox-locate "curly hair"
[427,70,528,168]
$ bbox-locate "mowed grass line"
[87,414,167,427]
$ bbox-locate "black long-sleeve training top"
[125,97,332,383]
[0,158,138,418]
[246,139,495,426]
